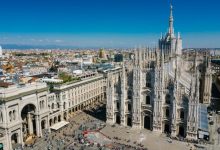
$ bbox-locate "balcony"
[125,110,131,114]
[142,87,151,92]
[176,118,185,123]
[125,99,132,103]
[114,95,119,101]
[141,103,152,111]
[163,103,171,107]
[162,117,169,121]
[114,108,119,113]
[176,102,185,109]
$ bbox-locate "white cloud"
[55,39,63,43]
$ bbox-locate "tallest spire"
[169,0,174,37]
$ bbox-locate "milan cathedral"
[106,3,212,140]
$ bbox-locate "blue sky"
[0,0,219,48]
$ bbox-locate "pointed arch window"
[146,96,151,105]
[166,108,170,118]
[9,111,12,122]
[128,103,132,111]
[165,94,171,104]
[52,103,55,109]
[180,110,184,119]
[13,110,16,120]
[0,112,3,122]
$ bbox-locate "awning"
[198,130,209,138]
[50,121,69,130]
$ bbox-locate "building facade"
[106,3,212,140]
[0,73,106,149]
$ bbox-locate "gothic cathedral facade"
[106,3,212,140]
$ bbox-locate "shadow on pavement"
[83,104,106,122]
[211,83,220,112]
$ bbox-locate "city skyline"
[0,0,220,48]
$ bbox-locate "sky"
[0,0,220,48]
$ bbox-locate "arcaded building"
[0,73,106,149]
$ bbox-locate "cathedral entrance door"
[179,126,185,137]
[144,116,151,130]
[127,117,132,127]
[116,115,121,124]
[164,123,170,134]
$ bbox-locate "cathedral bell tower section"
[106,74,115,124]
[186,55,200,139]
[159,1,182,59]
[201,54,212,104]
[120,64,127,126]
[132,48,143,129]
[152,49,164,132]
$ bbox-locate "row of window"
[48,95,55,102]
[115,103,132,112]
[9,110,16,122]
[63,88,103,102]
[39,100,46,109]
[63,87,103,100]
[49,102,66,110]
[164,108,185,119]
[65,80,104,96]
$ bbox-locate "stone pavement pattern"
[22,103,218,150]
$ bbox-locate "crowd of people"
[22,103,150,150]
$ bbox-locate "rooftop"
[0,82,48,102]
[53,73,104,90]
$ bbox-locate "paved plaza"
[101,124,191,150]
[20,103,217,150]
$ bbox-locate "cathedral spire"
[194,51,198,73]
[169,0,174,38]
